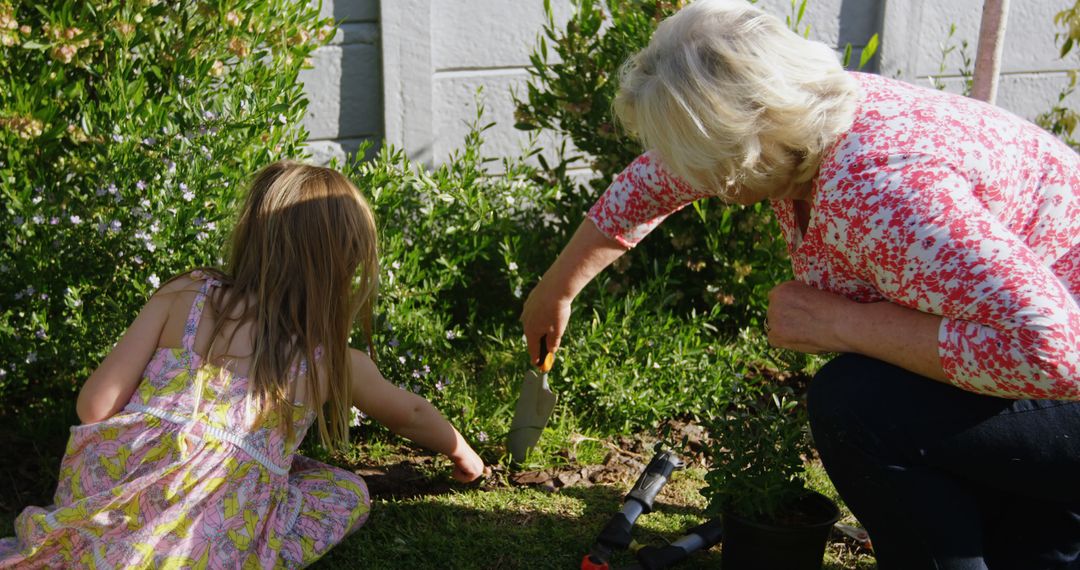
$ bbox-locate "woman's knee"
[807,354,912,452]
[807,354,875,424]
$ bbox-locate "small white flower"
[182,190,195,202]
[110,219,122,232]
[445,330,457,340]
[508,262,518,271]
[148,274,160,288]
[277,113,288,124]
[26,352,37,364]
[69,215,81,224]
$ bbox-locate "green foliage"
[514,0,792,331]
[928,23,973,94]
[1038,1,1080,151]
[700,381,813,521]
[333,105,778,448]
[0,0,332,416]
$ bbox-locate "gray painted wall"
[301,0,1079,167]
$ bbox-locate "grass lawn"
[314,463,876,569]
[1,421,876,568]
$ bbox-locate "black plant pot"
[721,491,842,570]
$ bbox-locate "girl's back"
[2,160,484,568]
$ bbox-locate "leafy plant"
[928,23,974,94]
[514,0,788,332]
[514,0,878,335]
[700,381,813,521]
[1037,1,1080,150]
[0,0,332,418]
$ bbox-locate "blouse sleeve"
[586,152,713,248]
[831,152,1080,399]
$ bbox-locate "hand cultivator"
[582,447,724,570]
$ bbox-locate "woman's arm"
[521,152,711,364]
[780,153,1080,398]
[520,219,628,365]
[349,349,484,482]
[766,281,946,382]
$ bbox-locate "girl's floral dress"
[0,274,370,568]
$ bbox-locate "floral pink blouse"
[587,72,1080,399]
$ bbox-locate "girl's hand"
[520,279,572,367]
[765,280,857,354]
[450,447,486,483]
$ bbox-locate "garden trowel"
[508,336,558,463]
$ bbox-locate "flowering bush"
[0,0,331,417]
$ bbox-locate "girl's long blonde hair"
[204,160,378,448]
[614,0,859,200]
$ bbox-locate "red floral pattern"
[588,72,1080,398]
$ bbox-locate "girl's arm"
[348,349,484,482]
[76,279,190,423]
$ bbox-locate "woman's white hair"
[614,0,859,200]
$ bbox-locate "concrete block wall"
[879,0,1080,120]
[302,0,1079,168]
[299,0,381,165]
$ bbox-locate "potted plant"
[702,379,841,570]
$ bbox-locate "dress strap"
[181,271,221,353]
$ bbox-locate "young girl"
[0,161,485,568]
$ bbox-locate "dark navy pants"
[808,354,1080,570]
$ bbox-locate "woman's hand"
[450,446,486,483]
[765,280,856,354]
[520,278,573,367]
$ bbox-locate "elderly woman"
[520,0,1080,568]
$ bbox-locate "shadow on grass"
[313,485,726,570]
[0,409,71,537]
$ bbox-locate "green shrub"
[336,110,756,446]
[1037,1,1080,151]
[514,0,795,331]
[701,380,813,521]
[0,0,331,418]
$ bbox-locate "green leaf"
[859,34,880,69]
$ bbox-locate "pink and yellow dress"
[0,274,370,568]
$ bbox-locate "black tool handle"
[635,518,724,569]
[626,450,683,514]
